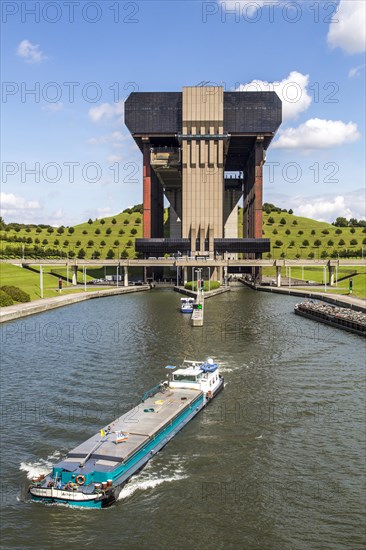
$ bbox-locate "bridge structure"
[124,85,282,276]
[2,258,365,289]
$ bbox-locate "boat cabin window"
[173,374,197,382]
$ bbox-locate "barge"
[29,359,224,508]
[180,297,194,313]
[294,301,366,337]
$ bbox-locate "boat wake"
[117,462,188,501]
[19,451,62,480]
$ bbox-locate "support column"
[276,266,281,287]
[329,265,335,287]
[124,266,128,287]
[143,266,147,284]
[143,140,151,239]
[72,265,78,285]
[218,266,222,283]
[183,267,188,285]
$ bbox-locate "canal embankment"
[174,286,231,299]
[0,285,150,323]
[241,280,366,313]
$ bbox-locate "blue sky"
[1,0,365,225]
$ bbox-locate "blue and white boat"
[29,359,224,508]
[180,297,194,313]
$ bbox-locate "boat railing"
[141,381,167,402]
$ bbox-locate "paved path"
[0,286,150,323]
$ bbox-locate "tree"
[114,239,120,246]
[35,238,40,244]
[298,230,304,235]
[36,227,42,233]
[95,228,101,235]
[268,216,275,224]
[275,240,283,247]
[288,209,293,215]
[88,218,93,224]
[112,218,117,225]
[106,248,115,259]
[350,227,356,234]
[26,237,33,244]
[321,250,329,259]
[123,208,132,214]
[349,218,358,226]
[321,229,329,235]
[135,217,141,224]
[120,249,129,259]
[285,229,291,235]
[327,239,334,246]
[311,229,316,235]
[106,227,112,235]
[91,250,101,259]
[77,248,86,259]
[68,250,75,258]
[42,239,48,245]
[68,227,75,234]
[130,228,137,235]
[100,219,105,225]
[280,217,286,225]
[54,239,60,246]
[63,240,69,247]
[272,228,278,235]
[302,239,309,246]
[289,240,295,247]
[308,251,314,259]
[363,238,366,245]
[100,240,106,246]
[123,219,129,225]
[335,228,342,235]
[82,230,88,235]
[314,239,322,247]
[292,219,298,225]
[334,216,348,227]
[76,240,81,247]
[47,227,54,234]
[118,229,125,235]
[338,239,345,246]
[87,240,94,247]
[126,240,133,247]
[57,226,64,234]
[350,239,358,245]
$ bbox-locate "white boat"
[180,297,194,313]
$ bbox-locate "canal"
[0,288,365,549]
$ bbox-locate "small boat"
[180,297,194,313]
[29,359,224,508]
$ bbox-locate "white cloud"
[88,131,128,146]
[273,118,361,149]
[82,207,114,221]
[266,190,366,222]
[88,101,124,123]
[348,64,366,78]
[0,192,42,223]
[42,102,63,113]
[327,0,366,54]
[16,39,48,64]
[236,71,312,122]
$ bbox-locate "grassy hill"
[0,207,365,261]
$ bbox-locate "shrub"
[135,217,141,224]
[114,240,120,246]
[185,281,220,291]
[1,285,30,303]
[321,250,329,259]
[289,240,295,247]
[350,228,356,234]
[82,230,88,235]
[311,229,316,235]
[130,228,137,235]
[95,228,101,235]
[350,239,358,245]
[302,240,309,246]
[36,227,42,233]
[87,240,94,247]
[112,218,117,225]
[0,289,13,306]
[123,219,129,225]
[91,251,101,259]
[42,239,48,245]
[57,227,64,234]
[77,248,86,259]
[47,227,54,234]
[314,239,322,247]
[327,239,334,246]
[100,240,106,246]
[308,251,314,259]
[100,219,105,225]
[88,218,93,225]
[335,228,342,235]
[126,240,133,247]
[280,218,286,225]
[118,229,125,236]
[106,248,115,259]
[338,239,345,246]
[68,227,75,234]
[272,228,278,235]
[292,220,298,225]
[321,229,329,235]
[63,240,69,247]
[285,229,291,235]
[268,216,275,224]
[106,228,112,235]
[275,240,283,247]
[120,249,129,259]
[298,230,303,235]
[54,239,60,246]
[76,240,81,247]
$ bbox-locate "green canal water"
[0,287,365,549]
